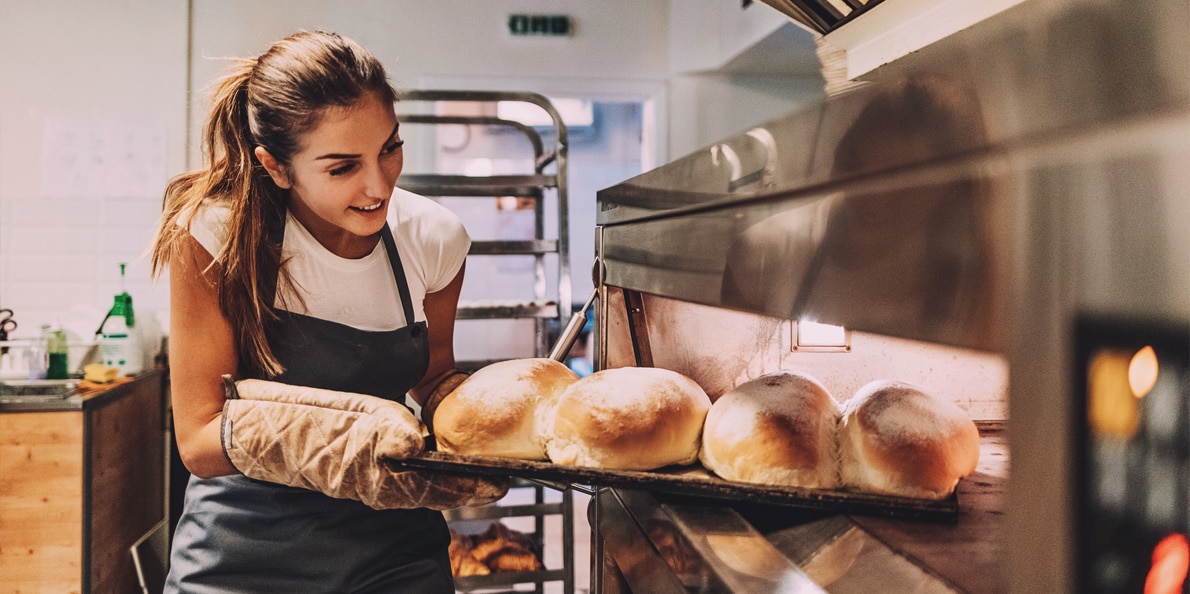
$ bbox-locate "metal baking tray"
[0,378,78,403]
[386,450,959,523]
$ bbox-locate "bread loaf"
[433,358,579,459]
[699,370,840,489]
[544,367,711,470]
[839,380,979,499]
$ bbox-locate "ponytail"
[151,57,286,377]
[150,30,397,378]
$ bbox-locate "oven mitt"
[222,377,508,510]
[419,369,470,433]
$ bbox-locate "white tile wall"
[0,1,187,366]
[0,196,168,359]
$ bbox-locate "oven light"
[1088,349,1139,440]
[1129,345,1159,399]
[1145,533,1189,594]
[795,320,849,351]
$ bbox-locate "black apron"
[165,224,453,594]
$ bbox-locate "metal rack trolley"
[394,90,576,594]
[395,89,573,367]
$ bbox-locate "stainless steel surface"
[768,517,958,593]
[599,489,826,594]
[758,0,888,34]
[597,83,1004,351]
[621,290,654,368]
[597,489,691,594]
[593,0,1188,591]
[592,432,1007,593]
[390,450,958,521]
[0,378,78,402]
[596,2,1188,355]
[549,290,598,362]
[664,503,827,593]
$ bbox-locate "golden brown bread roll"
[699,370,840,489]
[544,366,711,470]
[839,379,979,499]
[433,358,579,459]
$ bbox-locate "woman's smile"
[352,200,386,213]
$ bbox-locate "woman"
[150,31,506,592]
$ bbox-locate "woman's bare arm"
[169,233,239,478]
[407,262,465,407]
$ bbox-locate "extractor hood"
[758,0,887,34]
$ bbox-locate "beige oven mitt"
[222,377,508,510]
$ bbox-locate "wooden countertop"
[0,368,167,593]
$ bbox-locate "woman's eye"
[383,140,405,155]
[329,163,356,177]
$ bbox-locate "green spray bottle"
[95,264,143,376]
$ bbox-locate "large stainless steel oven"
[587,0,1189,591]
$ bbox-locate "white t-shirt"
[186,188,470,331]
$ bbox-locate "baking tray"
[385,451,959,523]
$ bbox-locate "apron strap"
[380,225,418,328]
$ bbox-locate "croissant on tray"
[449,523,544,577]
[448,530,491,577]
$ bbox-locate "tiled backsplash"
[0,195,169,366]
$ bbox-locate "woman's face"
[263,92,403,258]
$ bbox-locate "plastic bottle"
[96,263,144,376]
[28,324,49,380]
[46,322,69,380]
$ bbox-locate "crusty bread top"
[699,370,840,488]
[434,358,578,459]
[840,379,979,498]
[546,366,711,470]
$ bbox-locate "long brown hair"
[150,30,397,377]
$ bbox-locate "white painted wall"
[0,0,826,367]
[669,0,791,73]
[0,0,188,361]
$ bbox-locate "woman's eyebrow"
[314,152,360,161]
[313,122,401,161]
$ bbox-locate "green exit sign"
[508,14,572,36]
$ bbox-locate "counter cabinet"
[0,369,167,594]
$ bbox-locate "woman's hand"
[223,377,508,510]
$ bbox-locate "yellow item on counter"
[84,363,120,383]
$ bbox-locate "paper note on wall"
[41,118,166,199]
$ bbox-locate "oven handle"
[548,289,598,362]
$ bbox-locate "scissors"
[0,309,14,354]
[0,309,15,335]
